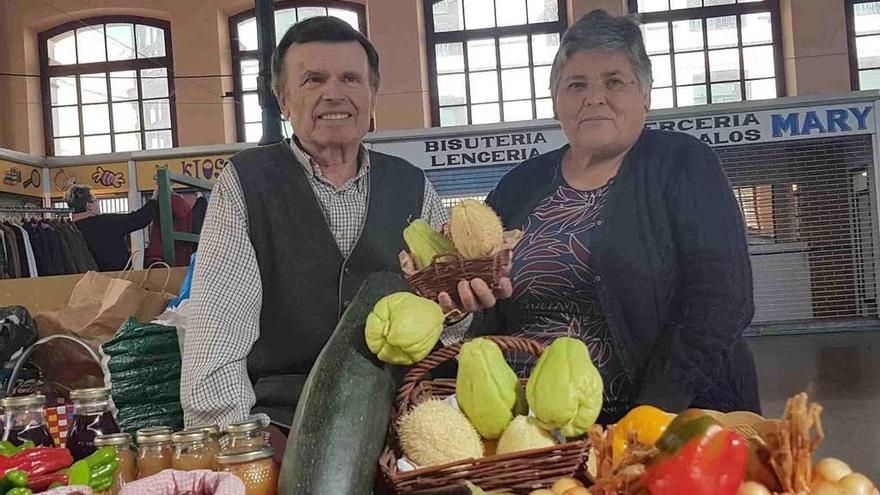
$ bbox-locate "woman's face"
[554,50,650,159]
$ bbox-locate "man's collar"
[289,136,370,183]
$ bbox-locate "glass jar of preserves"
[66,388,120,460]
[216,449,278,495]
[94,433,136,494]
[172,430,213,471]
[0,394,55,447]
[190,425,221,468]
[224,418,268,452]
[136,429,173,479]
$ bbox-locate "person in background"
[66,184,158,272]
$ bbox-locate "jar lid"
[215,448,274,465]
[136,432,173,444]
[137,426,173,436]
[94,433,131,447]
[1,394,46,408]
[192,424,221,436]
[171,430,208,443]
[70,388,111,401]
[225,418,263,434]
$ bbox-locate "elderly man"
[181,16,510,431]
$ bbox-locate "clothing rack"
[156,167,213,265]
[0,206,72,215]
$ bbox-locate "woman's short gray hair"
[549,10,652,99]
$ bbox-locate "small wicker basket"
[405,250,513,306]
[378,336,590,494]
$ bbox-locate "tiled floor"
[748,331,880,481]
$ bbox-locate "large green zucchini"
[278,272,408,495]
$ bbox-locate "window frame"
[38,16,178,156]
[846,0,880,90]
[228,0,368,142]
[423,0,568,127]
[628,0,786,107]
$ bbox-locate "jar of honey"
[171,430,213,471]
[190,425,222,468]
[216,449,278,495]
[94,432,136,494]
[136,429,173,479]
[224,418,268,452]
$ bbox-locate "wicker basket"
[405,250,513,306]
[378,336,590,494]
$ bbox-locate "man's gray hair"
[64,184,95,213]
[549,10,653,100]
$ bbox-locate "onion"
[814,458,854,484]
[736,481,772,495]
[838,473,876,495]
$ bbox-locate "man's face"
[276,41,377,150]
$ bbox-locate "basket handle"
[5,334,102,397]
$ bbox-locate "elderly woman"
[475,10,759,424]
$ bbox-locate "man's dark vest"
[231,141,425,426]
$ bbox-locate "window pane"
[533,65,552,97]
[297,7,327,21]
[143,99,171,130]
[54,137,81,156]
[527,0,559,22]
[141,68,169,98]
[743,45,775,78]
[84,134,111,154]
[82,104,110,134]
[52,106,80,136]
[471,102,500,124]
[638,0,670,12]
[673,19,704,51]
[503,100,533,122]
[438,74,467,105]
[243,93,262,122]
[136,24,166,58]
[709,49,740,81]
[675,52,706,84]
[112,101,140,132]
[50,77,77,105]
[651,87,674,109]
[711,82,742,103]
[145,130,173,149]
[237,18,258,51]
[77,26,106,64]
[436,43,465,74]
[469,71,499,103]
[500,36,528,68]
[745,78,776,99]
[642,23,670,55]
[651,55,672,87]
[241,59,259,91]
[705,0,735,5]
[531,33,560,65]
[855,2,880,36]
[328,8,360,30]
[860,68,880,89]
[741,12,772,46]
[80,73,107,104]
[707,16,738,49]
[497,0,526,26]
[857,35,880,69]
[670,0,701,9]
[433,0,465,33]
[106,24,135,61]
[110,71,138,101]
[275,9,298,44]
[535,98,553,118]
[440,105,468,126]
[501,68,532,100]
[48,31,77,65]
[115,132,141,152]
[467,39,496,71]
[676,85,707,106]
[245,123,262,142]
[464,0,495,29]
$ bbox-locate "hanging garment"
[12,223,38,277]
[0,230,9,279]
[0,224,21,278]
[145,194,194,266]
[4,223,29,278]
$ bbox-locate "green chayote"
[364,292,444,365]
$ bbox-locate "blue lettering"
[772,113,800,137]
[800,111,827,135]
[851,106,873,130]
[826,109,851,132]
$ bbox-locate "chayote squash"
[456,338,526,439]
[364,292,444,365]
[403,219,457,269]
[526,337,604,438]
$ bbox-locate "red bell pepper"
[643,411,748,495]
[0,448,73,477]
[26,472,68,492]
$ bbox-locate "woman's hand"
[438,264,513,314]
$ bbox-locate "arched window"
[229,1,366,142]
[39,17,176,156]
[629,0,784,108]
[847,0,880,90]
[424,0,568,127]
